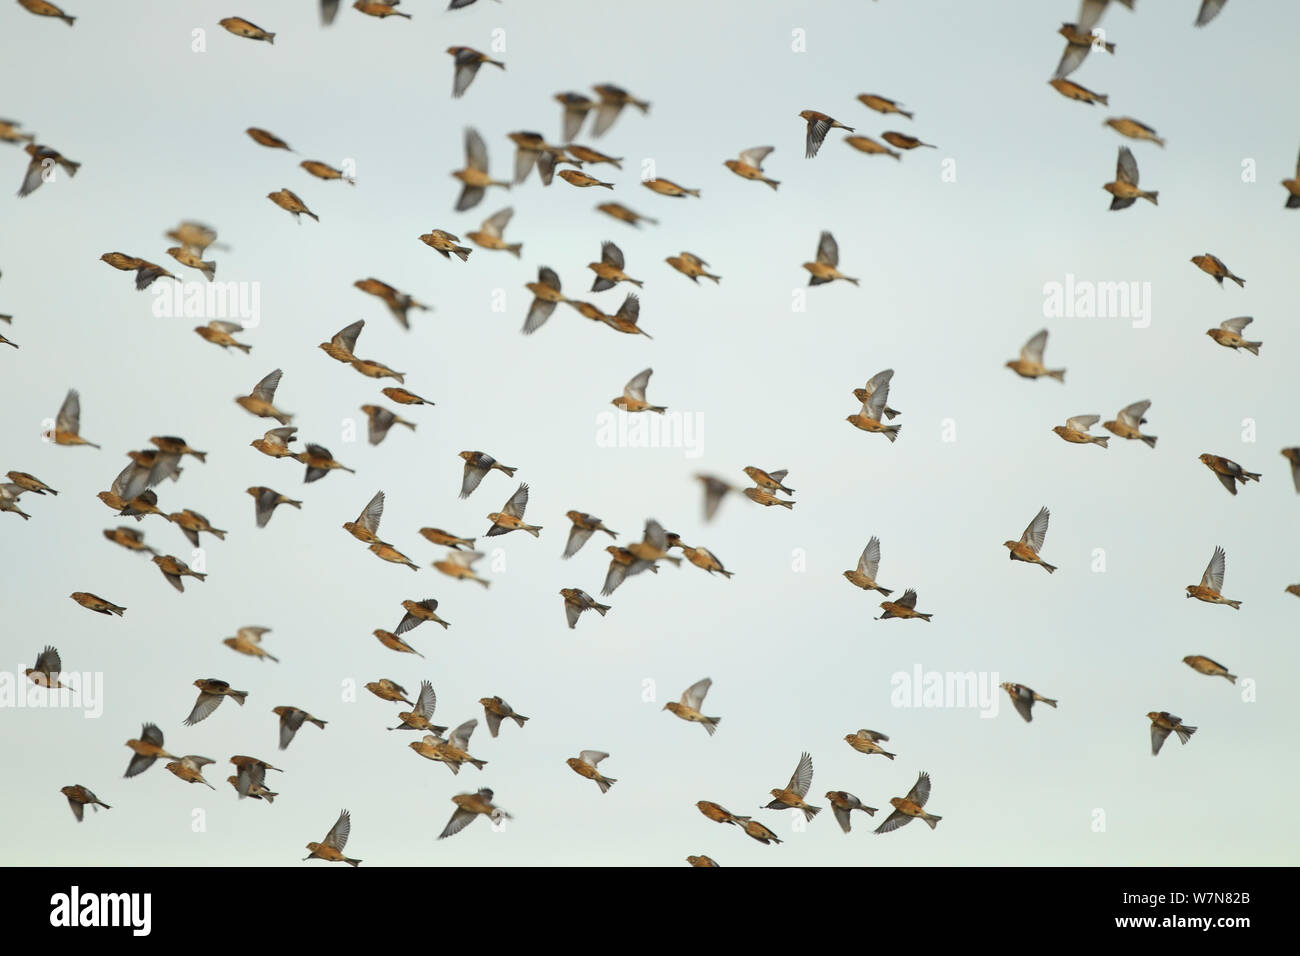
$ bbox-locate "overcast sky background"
[2,0,1297,867]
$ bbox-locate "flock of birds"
[4,0,1294,866]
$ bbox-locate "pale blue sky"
[2,0,1297,866]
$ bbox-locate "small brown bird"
[724,146,779,191]
[61,785,109,822]
[1206,316,1260,355]
[559,169,615,189]
[1190,253,1245,287]
[195,319,252,353]
[415,720,486,774]
[354,0,409,18]
[1183,655,1237,683]
[846,370,900,441]
[611,368,666,414]
[354,278,432,329]
[153,554,207,592]
[804,231,858,286]
[439,788,511,839]
[452,127,509,212]
[0,483,31,520]
[696,800,749,826]
[486,483,541,537]
[420,527,476,550]
[168,510,227,548]
[596,202,657,228]
[433,549,490,588]
[875,771,942,833]
[1185,546,1242,609]
[374,628,425,658]
[360,405,415,445]
[743,487,795,509]
[1198,453,1260,496]
[301,159,356,184]
[628,519,681,568]
[563,511,618,559]
[882,131,936,150]
[305,810,361,866]
[845,728,895,759]
[844,135,901,160]
[389,681,446,735]
[665,252,721,284]
[560,587,609,629]
[858,93,913,118]
[50,389,99,448]
[508,131,581,186]
[826,791,878,833]
[226,775,277,803]
[743,466,794,495]
[448,46,504,97]
[555,91,596,141]
[19,0,75,25]
[395,597,448,633]
[1103,400,1158,448]
[844,536,892,596]
[601,546,657,596]
[236,369,293,424]
[589,241,642,292]
[274,706,327,749]
[639,175,699,198]
[1001,683,1058,723]
[1148,712,1196,756]
[244,127,292,151]
[26,645,63,688]
[167,246,216,282]
[319,319,364,363]
[522,266,567,334]
[1282,448,1300,493]
[686,855,719,867]
[220,16,275,42]
[479,696,529,737]
[466,207,522,257]
[677,544,733,578]
[598,292,653,338]
[102,525,158,556]
[124,723,178,777]
[738,819,783,845]
[568,145,622,168]
[230,755,283,799]
[1053,415,1108,448]
[799,110,854,158]
[695,474,737,521]
[1006,329,1065,381]
[185,679,246,725]
[342,490,386,545]
[370,541,419,571]
[165,755,217,789]
[1054,22,1115,79]
[663,678,720,736]
[1048,77,1108,105]
[1282,145,1300,208]
[366,679,412,705]
[592,84,650,137]
[151,436,206,463]
[18,142,80,197]
[1003,506,1056,573]
[1104,146,1158,209]
[267,188,318,223]
[223,626,278,663]
[420,228,471,261]
[1106,117,1165,148]
[764,752,819,821]
[247,486,302,527]
[382,386,434,406]
[70,591,126,616]
[567,750,617,793]
[878,589,933,622]
[295,443,355,483]
[251,425,299,460]
[0,118,36,142]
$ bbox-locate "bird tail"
[1226,599,1242,610]
[1175,725,1197,744]
[1243,341,1261,356]
[212,530,226,540]
[875,585,893,597]
[1244,470,1261,481]
[594,603,610,616]
[287,498,303,508]
[511,714,530,727]
[1047,368,1066,382]
[882,749,897,760]
[1095,94,1110,106]
[1153,136,1166,147]
[650,405,667,414]
[499,465,518,477]
[193,571,208,581]
[766,179,780,191]
[111,605,126,617]
[918,612,934,622]
[924,814,942,829]
[1041,561,1057,573]
[1143,191,1158,205]
[264,652,280,663]
[454,245,471,261]
[230,690,247,706]
[702,717,720,736]
[507,243,523,258]
[777,498,795,510]
[802,805,821,821]
[309,717,327,729]
[899,109,915,120]
[344,856,361,867]
[1229,275,1245,288]
[718,569,734,579]
[885,425,901,443]
[191,451,208,463]
[1042,698,1059,708]
[469,757,487,770]
[684,188,701,197]
[596,776,616,793]
[598,181,615,190]
[234,342,253,353]
[525,524,542,537]
[261,791,276,804]
[400,419,417,431]
[1141,434,1158,449]
[1224,673,1238,684]
[305,211,319,222]
[1094,436,1109,447]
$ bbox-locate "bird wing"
[601,241,625,270]
[415,680,437,719]
[1201,546,1226,591]
[816,230,839,267]
[563,525,594,559]
[786,751,814,797]
[356,491,384,534]
[1021,506,1050,551]
[873,809,912,834]
[333,320,364,354]
[1119,400,1151,427]
[1065,414,1099,431]
[1220,316,1252,333]
[502,482,529,519]
[682,677,712,710]
[623,368,653,402]
[1116,146,1139,185]
[480,206,513,238]
[858,536,882,578]
[439,806,478,839]
[251,369,282,403]
[738,145,774,169]
[324,810,351,850]
[907,771,932,808]
[897,589,918,609]
[1021,329,1048,364]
